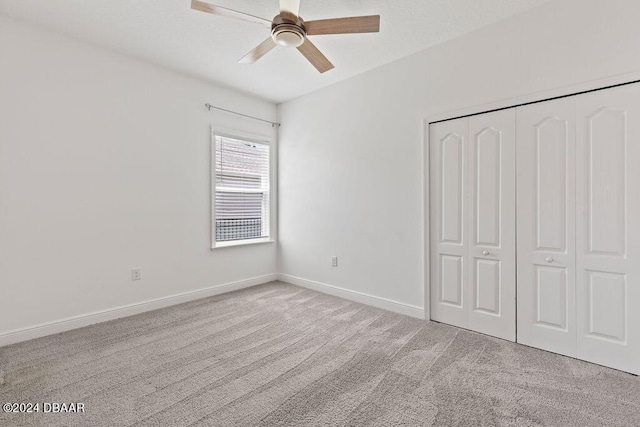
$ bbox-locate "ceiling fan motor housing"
[271,14,306,48]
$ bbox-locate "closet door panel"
[516,99,577,357]
[468,109,516,341]
[430,118,469,329]
[576,85,640,374]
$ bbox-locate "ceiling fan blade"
[305,15,380,35]
[297,39,334,73]
[191,0,271,27]
[238,38,278,64]
[279,0,301,17]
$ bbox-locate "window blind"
[214,134,270,243]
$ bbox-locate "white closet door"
[516,98,577,357]
[430,118,468,329]
[575,84,640,374]
[430,111,515,341]
[467,110,516,341]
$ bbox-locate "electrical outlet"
[131,268,142,281]
[331,256,338,267]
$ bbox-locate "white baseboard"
[0,273,278,347]
[278,274,425,319]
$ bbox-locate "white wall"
[0,15,277,336]
[277,0,640,313]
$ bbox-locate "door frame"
[422,69,640,321]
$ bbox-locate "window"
[213,132,271,247]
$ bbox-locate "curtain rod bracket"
[205,103,280,128]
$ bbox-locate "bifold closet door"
[517,84,640,374]
[430,109,516,341]
[430,117,468,330]
[575,85,640,374]
[516,98,577,358]
[467,111,516,340]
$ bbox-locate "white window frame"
[211,128,275,249]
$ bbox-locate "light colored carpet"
[1,281,639,426]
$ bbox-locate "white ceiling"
[0,0,553,103]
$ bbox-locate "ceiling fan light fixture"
[272,24,305,48]
[190,0,380,73]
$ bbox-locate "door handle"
[482,250,490,256]
[545,257,554,263]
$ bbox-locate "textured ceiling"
[0,0,554,103]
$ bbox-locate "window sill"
[212,238,275,249]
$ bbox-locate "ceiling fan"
[191,0,380,73]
